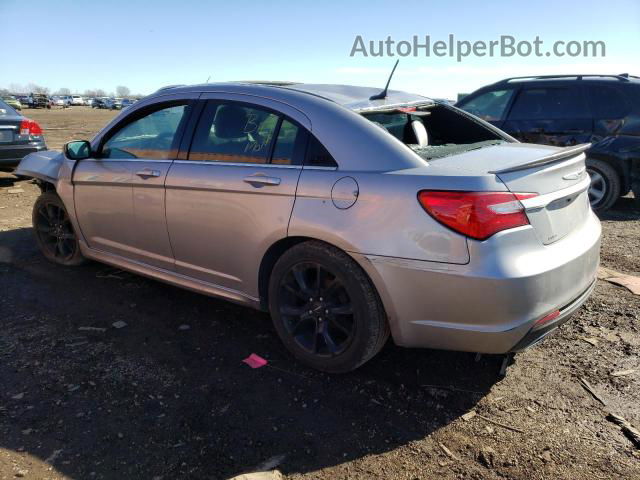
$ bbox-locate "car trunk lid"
[0,114,23,145]
[491,143,590,245]
[417,142,592,245]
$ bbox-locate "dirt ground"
[0,107,639,479]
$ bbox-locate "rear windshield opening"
[362,104,506,160]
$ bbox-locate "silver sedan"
[17,82,601,372]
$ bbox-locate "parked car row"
[10,93,52,109]
[3,93,138,110]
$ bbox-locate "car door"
[165,95,310,298]
[585,84,631,140]
[502,85,592,146]
[73,97,195,270]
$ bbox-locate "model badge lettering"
[563,168,586,181]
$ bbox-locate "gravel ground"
[0,108,639,479]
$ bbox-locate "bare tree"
[27,83,50,95]
[84,89,97,97]
[116,85,130,98]
[56,87,71,95]
[0,88,9,96]
[95,89,106,97]
[9,83,24,94]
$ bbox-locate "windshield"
[0,99,18,116]
[361,103,507,161]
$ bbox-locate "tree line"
[1,84,143,99]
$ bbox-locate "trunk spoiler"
[489,143,591,174]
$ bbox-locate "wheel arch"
[258,236,316,310]
[587,150,632,196]
[257,237,393,327]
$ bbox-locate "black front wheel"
[269,241,389,373]
[32,192,85,266]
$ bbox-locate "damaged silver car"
[16,82,601,372]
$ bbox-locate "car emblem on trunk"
[563,168,586,180]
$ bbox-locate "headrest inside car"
[214,105,248,139]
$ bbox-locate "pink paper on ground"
[243,353,268,369]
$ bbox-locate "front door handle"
[135,169,161,178]
[243,175,281,187]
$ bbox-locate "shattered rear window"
[410,140,505,161]
[361,103,507,161]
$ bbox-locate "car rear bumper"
[353,210,601,353]
[0,143,47,169]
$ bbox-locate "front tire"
[586,158,621,212]
[32,192,85,266]
[268,241,389,373]
[632,180,640,211]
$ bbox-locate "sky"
[1,0,639,99]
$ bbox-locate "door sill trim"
[82,245,261,308]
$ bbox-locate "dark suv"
[456,74,640,211]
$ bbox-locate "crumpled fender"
[14,150,65,184]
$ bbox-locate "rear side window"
[102,104,188,159]
[458,89,515,121]
[305,135,337,168]
[509,87,589,120]
[272,120,305,165]
[189,101,307,165]
[587,86,630,119]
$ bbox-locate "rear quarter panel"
[289,168,473,264]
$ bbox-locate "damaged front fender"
[14,150,66,184]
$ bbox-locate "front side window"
[509,87,589,120]
[189,102,281,164]
[458,89,515,121]
[102,104,188,159]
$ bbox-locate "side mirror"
[64,140,92,160]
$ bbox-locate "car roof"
[97,81,435,172]
[153,82,433,112]
[488,74,640,88]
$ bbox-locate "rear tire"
[32,192,85,266]
[268,241,389,373]
[586,158,621,212]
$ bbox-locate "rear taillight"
[417,191,538,240]
[19,119,43,136]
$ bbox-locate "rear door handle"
[135,169,161,178]
[243,175,281,186]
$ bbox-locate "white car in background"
[53,96,71,108]
[70,95,84,106]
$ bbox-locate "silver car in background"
[17,82,600,372]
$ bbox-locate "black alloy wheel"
[32,192,85,266]
[278,262,355,357]
[268,241,389,373]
